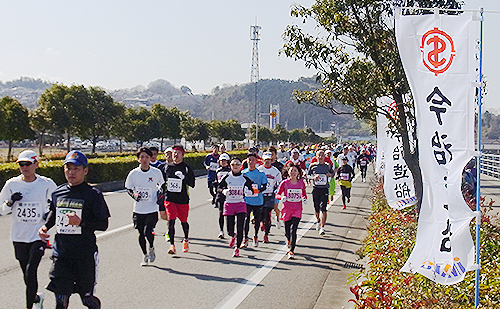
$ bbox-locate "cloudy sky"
[0,0,498,109]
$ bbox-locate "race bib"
[56,207,82,234]
[210,162,219,171]
[360,160,367,166]
[15,202,42,224]
[340,173,350,181]
[135,187,152,202]
[286,189,302,202]
[167,178,182,193]
[217,171,229,182]
[247,184,260,197]
[314,174,328,186]
[226,185,244,203]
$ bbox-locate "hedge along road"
[0,172,370,309]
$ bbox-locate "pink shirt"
[276,179,307,221]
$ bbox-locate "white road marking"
[216,172,361,309]
[96,223,133,239]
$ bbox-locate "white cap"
[262,152,272,160]
[16,150,38,163]
[219,153,230,161]
[291,148,299,154]
[165,147,173,153]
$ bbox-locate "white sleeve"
[0,182,12,216]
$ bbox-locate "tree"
[0,96,34,160]
[272,123,290,143]
[180,114,210,146]
[150,104,184,150]
[108,102,128,152]
[209,119,245,141]
[29,106,52,156]
[249,125,274,143]
[126,107,156,145]
[281,0,463,210]
[73,86,123,153]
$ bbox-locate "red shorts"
[164,201,189,222]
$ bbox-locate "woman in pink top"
[275,164,307,259]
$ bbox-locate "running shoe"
[233,248,240,257]
[287,251,294,259]
[241,238,249,248]
[275,216,281,229]
[165,232,170,242]
[33,293,44,309]
[141,254,149,266]
[182,239,189,252]
[347,197,350,203]
[218,231,225,239]
[229,235,236,248]
[342,205,346,210]
[263,234,269,243]
[253,236,259,247]
[315,221,321,231]
[149,247,156,262]
[168,245,176,254]
[287,239,291,249]
[152,228,155,236]
[319,228,325,236]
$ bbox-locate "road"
[0,172,372,309]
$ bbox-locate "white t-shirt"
[125,166,164,214]
[0,174,57,243]
[258,165,283,195]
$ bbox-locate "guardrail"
[481,153,500,179]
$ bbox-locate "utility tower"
[250,20,261,142]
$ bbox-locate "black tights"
[284,217,301,252]
[244,204,261,239]
[15,242,44,309]
[216,199,225,231]
[341,185,351,205]
[168,219,189,245]
[226,213,246,248]
[55,294,100,309]
[138,224,155,255]
[261,208,273,235]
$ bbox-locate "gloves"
[222,189,229,196]
[244,187,253,196]
[280,196,286,203]
[302,198,307,204]
[174,171,185,180]
[7,192,22,206]
[133,193,142,202]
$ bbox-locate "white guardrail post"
[480,153,500,179]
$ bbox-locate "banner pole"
[474,7,484,309]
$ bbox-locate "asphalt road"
[0,173,372,309]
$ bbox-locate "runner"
[242,153,267,248]
[214,153,231,239]
[161,147,174,243]
[241,147,263,170]
[337,157,355,210]
[203,145,220,205]
[0,150,56,309]
[268,146,284,228]
[325,149,339,201]
[285,149,306,171]
[275,164,307,259]
[38,151,110,309]
[164,147,174,166]
[276,142,290,164]
[160,145,195,254]
[125,147,164,266]
[217,157,254,257]
[356,148,371,182]
[308,149,334,236]
[258,152,282,243]
[149,146,164,169]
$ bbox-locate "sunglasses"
[19,161,33,167]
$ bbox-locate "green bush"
[348,177,500,308]
[0,150,249,187]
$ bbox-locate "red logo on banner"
[388,101,397,120]
[420,27,455,76]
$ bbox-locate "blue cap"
[64,151,88,166]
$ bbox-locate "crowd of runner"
[0,142,376,308]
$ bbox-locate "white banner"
[396,12,478,284]
[377,97,417,210]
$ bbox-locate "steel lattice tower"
[250,22,261,142]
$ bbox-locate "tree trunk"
[393,92,423,213]
[92,136,98,154]
[119,138,123,153]
[66,132,71,153]
[38,132,45,157]
[160,137,164,151]
[7,140,13,162]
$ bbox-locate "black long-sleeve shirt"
[46,182,110,258]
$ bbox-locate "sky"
[0,1,499,110]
